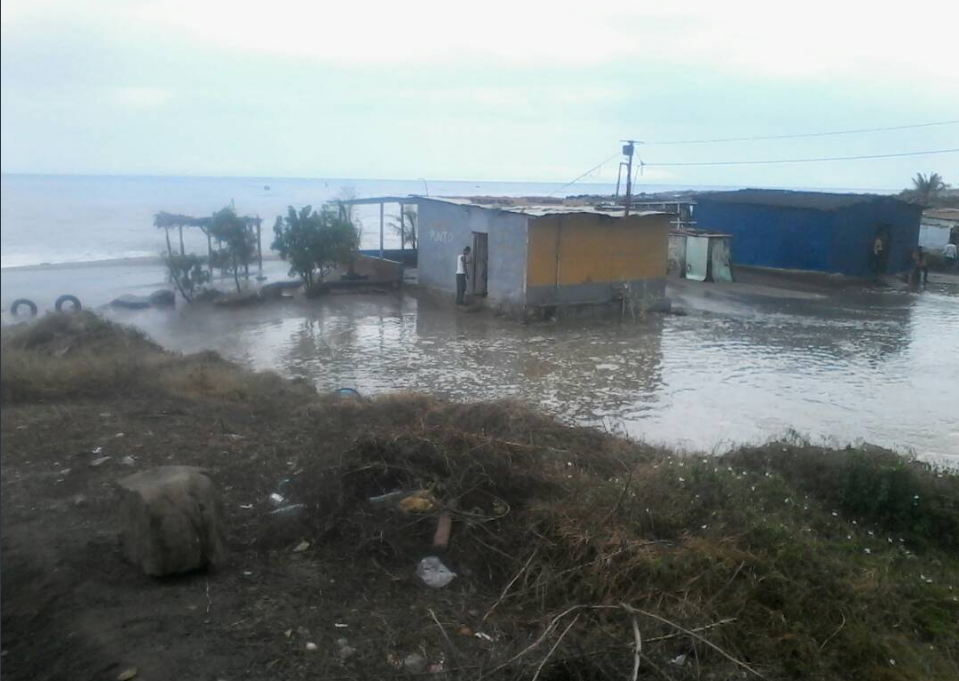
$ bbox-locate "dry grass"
[2,312,958,680]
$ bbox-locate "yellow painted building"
[526,212,670,309]
[415,197,670,319]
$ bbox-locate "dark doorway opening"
[471,232,488,297]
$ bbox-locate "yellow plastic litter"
[398,491,436,513]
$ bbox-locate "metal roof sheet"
[418,196,665,218]
[695,188,905,211]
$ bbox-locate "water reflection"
[121,286,958,462]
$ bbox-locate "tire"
[55,294,82,312]
[11,298,38,317]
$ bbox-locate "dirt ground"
[3,313,958,681]
[1,390,518,681]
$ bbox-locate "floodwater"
[112,278,959,463]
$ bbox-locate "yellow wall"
[526,213,669,288]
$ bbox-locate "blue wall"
[694,199,920,276]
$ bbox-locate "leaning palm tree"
[909,172,949,206]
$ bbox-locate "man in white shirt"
[456,246,471,304]
[944,241,957,270]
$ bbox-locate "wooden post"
[379,201,385,259]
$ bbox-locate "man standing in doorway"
[456,246,471,305]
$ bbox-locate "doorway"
[471,232,488,296]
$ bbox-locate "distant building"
[919,208,959,252]
[694,189,921,277]
[415,197,670,319]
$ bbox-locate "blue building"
[694,190,922,277]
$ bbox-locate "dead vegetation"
[2,313,958,681]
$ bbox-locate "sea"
[0,174,892,270]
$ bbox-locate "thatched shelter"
[154,211,264,276]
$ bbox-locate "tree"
[209,207,256,293]
[272,202,359,290]
[904,172,950,206]
[164,253,211,303]
[390,205,417,249]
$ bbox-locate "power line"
[642,148,959,168]
[645,120,959,146]
[549,152,620,196]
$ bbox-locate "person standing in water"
[456,246,471,304]
[911,247,928,288]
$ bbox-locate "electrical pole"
[620,140,639,217]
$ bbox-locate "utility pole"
[620,140,640,217]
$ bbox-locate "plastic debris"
[474,632,495,643]
[670,654,688,667]
[402,653,427,673]
[89,456,112,467]
[269,492,285,505]
[91,446,104,455]
[416,556,456,589]
[120,456,136,466]
[368,490,407,506]
[334,622,349,629]
[305,642,318,651]
[239,504,254,510]
[117,669,138,681]
[433,512,453,549]
[267,503,307,517]
[293,540,310,553]
[399,491,436,514]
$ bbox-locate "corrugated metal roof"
[695,188,904,211]
[419,196,665,218]
[923,208,959,222]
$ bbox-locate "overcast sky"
[2,0,958,190]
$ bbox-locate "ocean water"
[1,174,891,269]
[0,174,710,269]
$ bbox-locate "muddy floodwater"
[110,277,959,463]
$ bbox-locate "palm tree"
[907,172,950,206]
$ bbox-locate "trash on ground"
[334,622,348,628]
[267,503,306,517]
[91,446,103,455]
[399,491,437,514]
[117,668,138,681]
[269,492,285,505]
[416,556,456,588]
[239,504,254,510]
[120,456,136,466]
[433,512,452,548]
[402,653,427,673]
[293,540,310,552]
[670,653,688,666]
[90,456,112,467]
[305,642,318,651]
[335,637,356,661]
[474,631,495,643]
[368,490,407,506]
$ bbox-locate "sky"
[2,0,958,190]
